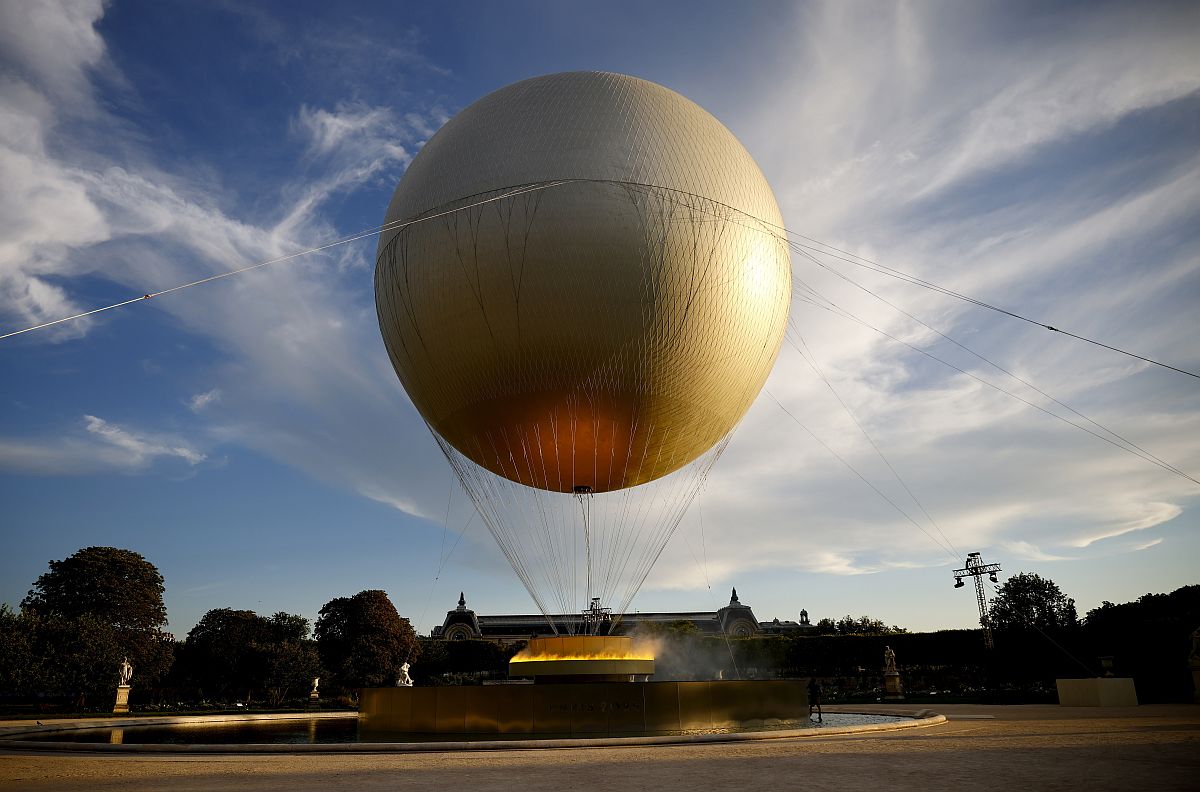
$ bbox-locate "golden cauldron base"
[359,680,809,738]
[506,636,655,682]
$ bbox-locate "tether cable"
[789,246,1197,486]
[0,180,573,342]
[796,290,1200,487]
[5,177,1195,384]
[603,179,1198,381]
[765,389,962,564]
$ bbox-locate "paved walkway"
[1,704,1197,791]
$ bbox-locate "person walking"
[808,677,823,723]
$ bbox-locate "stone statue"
[311,677,320,694]
[118,656,133,686]
[397,662,413,687]
[883,646,897,673]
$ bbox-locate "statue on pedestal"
[310,677,320,700]
[882,645,904,701]
[397,662,413,687]
[113,656,133,714]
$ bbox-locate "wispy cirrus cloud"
[1065,502,1183,549]
[188,388,221,412]
[646,0,1200,597]
[0,2,448,516]
[1003,541,1076,563]
[82,415,205,466]
[0,1,126,339]
[0,414,205,474]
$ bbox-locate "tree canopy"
[1084,585,1200,634]
[315,590,418,691]
[989,572,1079,633]
[813,617,838,634]
[178,608,319,704]
[841,615,907,635]
[22,546,167,633]
[16,546,173,695]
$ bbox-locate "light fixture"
[954,578,964,588]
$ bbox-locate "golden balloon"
[376,72,790,493]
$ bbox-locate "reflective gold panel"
[360,680,809,737]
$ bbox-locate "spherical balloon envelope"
[375,72,789,625]
[376,72,790,495]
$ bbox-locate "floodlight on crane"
[952,552,1002,649]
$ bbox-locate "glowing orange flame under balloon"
[510,635,657,664]
[509,650,656,663]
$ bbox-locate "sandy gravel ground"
[1,704,1197,792]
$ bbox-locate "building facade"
[432,589,813,642]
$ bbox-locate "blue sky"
[1,0,1198,638]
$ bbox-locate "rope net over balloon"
[435,430,731,634]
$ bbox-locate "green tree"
[0,605,36,696]
[666,619,701,636]
[1082,585,1200,702]
[20,547,173,694]
[0,606,142,705]
[261,639,321,706]
[182,608,272,700]
[635,619,701,638]
[989,572,1079,634]
[22,546,167,632]
[267,611,311,642]
[813,617,838,635]
[180,608,318,703]
[315,590,418,692]
[834,615,907,635]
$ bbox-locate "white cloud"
[1065,502,1183,548]
[83,414,205,466]
[660,0,1200,591]
[0,1,113,338]
[0,0,107,105]
[188,388,221,412]
[297,103,398,156]
[1002,541,1075,563]
[0,415,205,474]
[0,2,448,512]
[0,81,109,337]
[919,8,1200,196]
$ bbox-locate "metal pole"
[974,572,994,649]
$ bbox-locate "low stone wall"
[1056,678,1138,707]
[360,680,809,737]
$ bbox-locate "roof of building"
[432,589,811,640]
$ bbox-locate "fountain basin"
[360,679,809,737]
